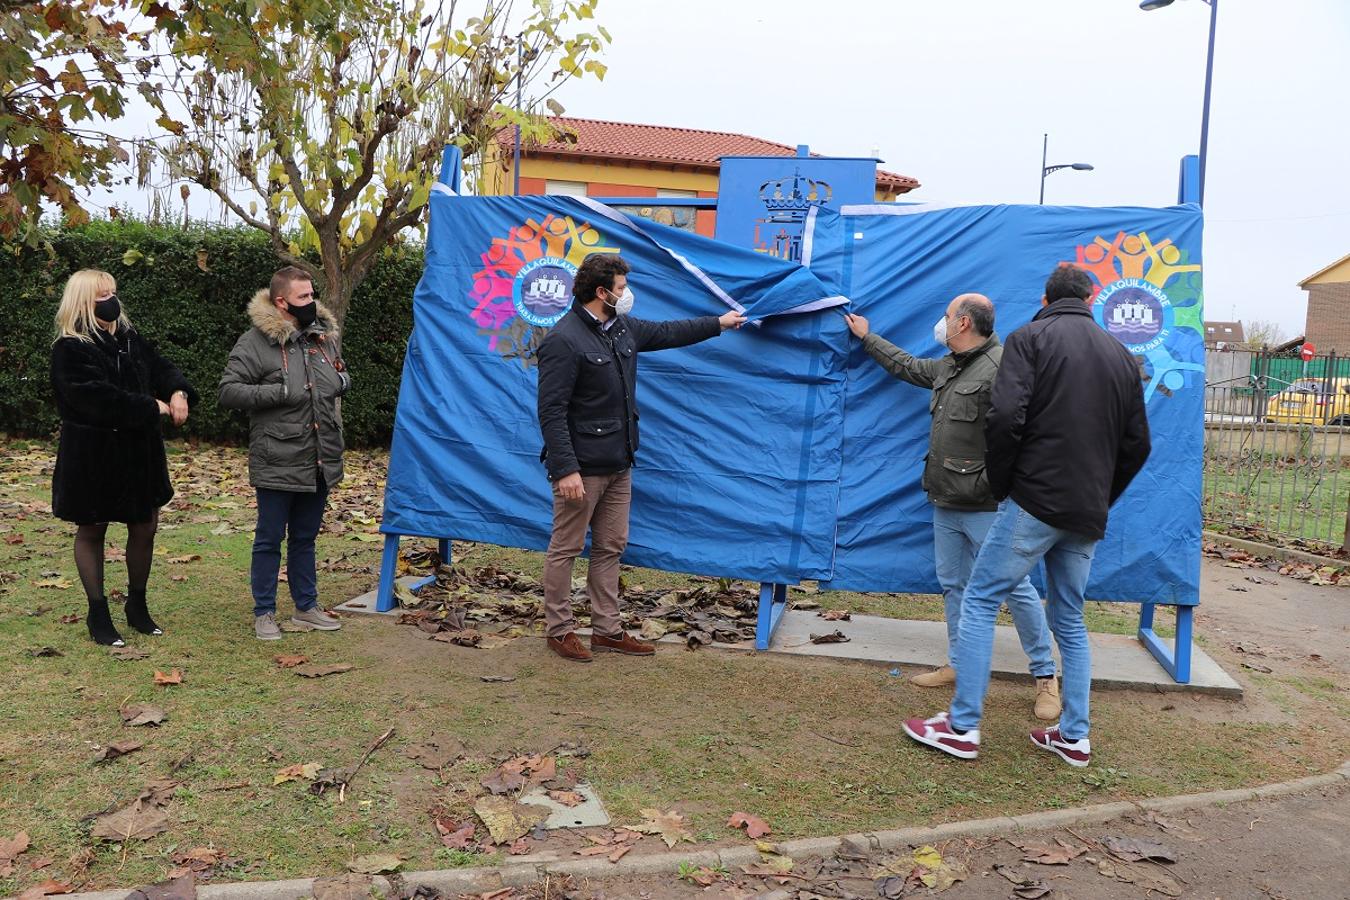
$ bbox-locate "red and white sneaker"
[1030,725,1091,767]
[902,711,979,760]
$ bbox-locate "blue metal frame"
[1137,602,1194,683]
[374,534,451,613]
[755,583,789,650]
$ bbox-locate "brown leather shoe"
[591,630,656,656]
[547,632,593,663]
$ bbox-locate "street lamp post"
[1140,0,1217,206]
[1039,133,1095,204]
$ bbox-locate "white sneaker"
[1030,725,1091,767]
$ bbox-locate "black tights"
[74,512,158,601]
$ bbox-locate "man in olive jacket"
[536,253,746,663]
[219,266,351,641]
[845,294,1059,720]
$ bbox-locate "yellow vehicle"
[1264,377,1350,426]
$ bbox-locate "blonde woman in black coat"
[50,270,196,646]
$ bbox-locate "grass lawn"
[1204,457,1350,549]
[0,441,1337,894]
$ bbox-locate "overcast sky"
[547,0,1349,338]
[89,0,1347,337]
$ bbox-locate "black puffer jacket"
[985,299,1152,539]
[536,308,721,479]
[51,327,196,524]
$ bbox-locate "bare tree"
[1244,319,1288,349]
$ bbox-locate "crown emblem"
[758,170,833,223]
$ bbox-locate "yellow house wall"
[480,147,903,201]
[1304,255,1350,286]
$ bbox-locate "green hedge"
[0,219,422,447]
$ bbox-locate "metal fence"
[1203,347,1350,552]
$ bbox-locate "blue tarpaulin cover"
[382,192,1203,604]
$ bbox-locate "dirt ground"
[443,552,1350,900]
[511,781,1349,899]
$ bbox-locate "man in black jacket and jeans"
[904,265,1151,768]
[536,254,746,662]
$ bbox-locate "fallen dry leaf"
[153,669,184,686]
[1018,837,1087,866]
[0,831,30,863]
[506,839,530,856]
[1097,858,1181,896]
[94,741,144,763]
[90,801,169,842]
[172,847,225,872]
[607,844,632,863]
[1102,835,1178,864]
[273,763,323,785]
[58,613,80,623]
[473,796,548,845]
[728,811,772,839]
[166,555,201,564]
[273,654,309,668]
[818,609,851,621]
[41,580,75,591]
[111,647,150,661]
[481,754,555,795]
[627,808,694,849]
[120,704,167,727]
[547,790,585,807]
[292,663,354,678]
[808,630,850,644]
[434,819,475,850]
[124,873,195,900]
[16,879,74,900]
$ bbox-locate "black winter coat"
[537,308,721,479]
[985,299,1152,540]
[51,328,195,525]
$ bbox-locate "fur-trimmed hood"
[247,288,340,344]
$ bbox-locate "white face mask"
[605,286,635,316]
[933,315,949,347]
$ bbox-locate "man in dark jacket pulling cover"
[904,265,1151,768]
[536,254,746,662]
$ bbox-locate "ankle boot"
[124,589,162,636]
[87,597,125,647]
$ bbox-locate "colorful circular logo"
[1094,278,1173,354]
[512,256,576,327]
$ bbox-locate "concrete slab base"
[335,578,420,617]
[737,610,1242,698]
[518,783,610,829]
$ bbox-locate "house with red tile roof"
[481,116,919,237]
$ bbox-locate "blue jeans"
[251,483,330,617]
[950,499,1097,740]
[933,506,1055,678]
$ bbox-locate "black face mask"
[286,302,318,328]
[94,295,121,323]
